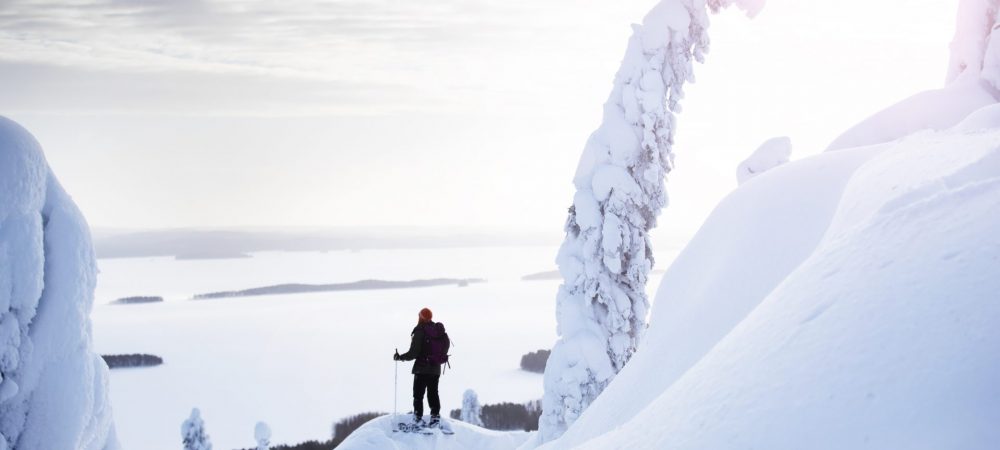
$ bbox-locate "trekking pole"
[394,348,399,421]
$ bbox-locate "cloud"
[0,0,646,115]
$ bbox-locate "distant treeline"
[193,278,485,300]
[451,400,543,431]
[520,349,550,373]
[102,354,163,369]
[111,296,163,305]
[240,412,383,450]
[257,398,542,448]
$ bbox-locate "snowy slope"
[532,138,880,450]
[0,117,118,450]
[826,72,999,151]
[572,120,1000,449]
[336,414,529,450]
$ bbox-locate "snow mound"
[0,117,118,450]
[337,414,528,450]
[576,122,1000,450]
[736,136,792,185]
[956,102,1000,132]
[826,75,998,151]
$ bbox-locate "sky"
[1,0,957,239]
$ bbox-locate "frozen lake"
[91,246,676,449]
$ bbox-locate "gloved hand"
[393,352,401,361]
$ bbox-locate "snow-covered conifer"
[254,422,270,450]
[539,0,763,442]
[0,117,118,449]
[460,389,484,427]
[181,408,212,450]
[948,0,1000,84]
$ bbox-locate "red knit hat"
[419,308,433,322]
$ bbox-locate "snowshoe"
[394,417,432,435]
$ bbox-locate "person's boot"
[412,416,426,428]
[428,415,441,428]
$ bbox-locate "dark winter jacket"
[398,322,442,375]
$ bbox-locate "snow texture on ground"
[0,116,118,450]
[338,414,528,450]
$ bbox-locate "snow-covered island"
[191,278,485,300]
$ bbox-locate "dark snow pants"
[413,374,441,418]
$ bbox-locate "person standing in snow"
[394,307,448,428]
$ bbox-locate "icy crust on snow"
[0,117,118,450]
[336,414,528,450]
[577,126,1000,450]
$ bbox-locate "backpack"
[422,322,451,366]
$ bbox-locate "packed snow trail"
[0,116,119,449]
[336,414,528,450]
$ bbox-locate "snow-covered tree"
[254,422,271,450]
[0,117,118,450]
[539,0,763,442]
[460,389,484,427]
[948,0,1000,85]
[181,408,212,450]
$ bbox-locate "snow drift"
[0,117,118,450]
[825,76,998,151]
[736,136,792,185]
[336,414,528,450]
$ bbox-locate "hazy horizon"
[3,0,956,237]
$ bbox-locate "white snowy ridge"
[539,0,762,443]
[0,117,118,450]
[736,136,791,185]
